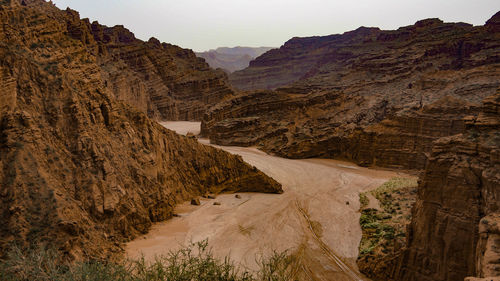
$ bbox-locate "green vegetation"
[371,177,417,213]
[358,177,417,257]
[359,193,369,209]
[359,209,399,255]
[0,241,300,281]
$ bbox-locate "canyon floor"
[126,122,413,281]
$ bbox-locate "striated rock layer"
[204,13,500,170]
[391,92,500,281]
[0,0,281,261]
[61,1,234,121]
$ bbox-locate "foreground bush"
[0,240,299,281]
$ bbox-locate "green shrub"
[0,241,298,281]
[255,250,299,281]
[359,193,369,209]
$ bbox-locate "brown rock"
[235,194,242,199]
[0,0,282,262]
[393,93,500,281]
[203,13,500,171]
[66,7,234,122]
[191,198,201,206]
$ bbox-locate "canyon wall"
[63,1,235,121]
[203,12,500,170]
[0,0,281,261]
[393,92,500,281]
[210,15,500,280]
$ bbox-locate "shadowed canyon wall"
[394,92,500,281]
[0,0,281,261]
[206,13,500,280]
[204,13,500,171]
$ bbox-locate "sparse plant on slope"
[357,177,418,280]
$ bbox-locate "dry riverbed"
[127,122,411,281]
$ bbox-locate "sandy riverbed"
[127,122,409,280]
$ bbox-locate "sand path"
[127,122,407,280]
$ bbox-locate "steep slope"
[392,92,500,281]
[63,3,234,121]
[0,0,281,261]
[203,13,500,170]
[196,47,274,73]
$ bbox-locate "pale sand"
[159,121,201,136]
[127,122,411,280]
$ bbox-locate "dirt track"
[127,122,406,280]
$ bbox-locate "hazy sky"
[52,0,500,52]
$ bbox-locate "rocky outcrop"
[204,13,500,170]
[93,32,234,121]
[60,1,234,121]
[196,46,274,73]
[392,92,500,281]
[0,0,281,262]
[230,16,498,92]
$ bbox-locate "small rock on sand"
[191,198,200,206]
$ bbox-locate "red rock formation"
[203,13,500,170]
[392,92,500,281]
[0,0,281,261]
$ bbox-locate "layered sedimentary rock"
[196,47,274,73]
[63,1,234,121]
[392,92,500,281]
[204,13,500,170]
[0,0,281,261]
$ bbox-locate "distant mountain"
[203,12,500,281]
[196,47,274,73]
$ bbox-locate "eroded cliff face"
[0,0,281,261]
[92,30,234,121]
[203,13,500,170]
[56,0,234,121]
[393,92,500,281]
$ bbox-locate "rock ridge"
[0,0,281,261]
[204,12,500,170]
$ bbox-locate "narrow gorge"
[0,1,498,281]
[0,0,280,261]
